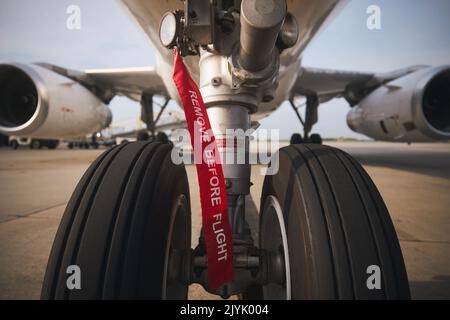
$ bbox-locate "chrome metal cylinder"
[199,49,254,196]
[207,105,251,195]
[239,0,286,72]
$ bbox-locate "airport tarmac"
[0,141,449,300]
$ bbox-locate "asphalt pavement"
[0,141,449,299]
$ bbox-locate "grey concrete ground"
[0,142,449,299]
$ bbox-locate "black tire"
[155,132,169,143]
[309,133,322,145]
[30,139,41,149]
[41,141,191,299]
[10,140,18,149]
[257,144,409,299]
[137,130,150,141]
[47,140,60,149]
[289,133,303,145]
[68,143,73,149]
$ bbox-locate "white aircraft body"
[0,0,448,142]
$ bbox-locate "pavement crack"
[0,202,68,224]
[400,239,450,245]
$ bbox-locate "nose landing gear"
[42,0,410,300]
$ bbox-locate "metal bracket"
[185,0,214,45]
[159,0,214,56]
[229,46,280,94]
[186,232,285,298]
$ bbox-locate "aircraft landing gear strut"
[289,95,322,144]
[139,93,170,142]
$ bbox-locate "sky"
[1,0,449,139]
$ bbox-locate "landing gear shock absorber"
[166,0,292,297]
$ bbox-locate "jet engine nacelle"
[0,63,112,139]
[347,66,450,142]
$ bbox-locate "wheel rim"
[261,195,291,300]
[162,194,190,299]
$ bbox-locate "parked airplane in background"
[1,0,447,300]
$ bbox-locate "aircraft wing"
[292,65,428,105]
[85,67,168,101]
[36,63,168,103]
